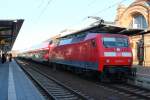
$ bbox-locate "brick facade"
[115,0,150,66]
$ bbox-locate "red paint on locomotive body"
[49,33,133,74]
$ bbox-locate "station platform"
[133,65,150,75]
[131,65,150,89]
[0,60,44,100]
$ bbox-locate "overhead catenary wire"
[88,0,98,6]
[37,0,53,20]
[93,0,128,15]
[35,0,128,34]
[37,0,45,9]
[26,0,54,48]
[69,0,128,29]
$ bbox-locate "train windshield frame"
[103,37,129,48]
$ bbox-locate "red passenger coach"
[21,40,51,63]
[49,32,135,81]
[32,41,50,62]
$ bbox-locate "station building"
[115,0,150,66]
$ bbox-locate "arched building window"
[130,14,148,29]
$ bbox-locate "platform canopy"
[61,21,149,38]
[0,19,24,52]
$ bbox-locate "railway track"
[17,60,91,100]
[17,59,150,100]
[96,79,150,100]
[109,83,150,100]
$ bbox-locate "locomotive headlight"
[106,59,110,63]
[104,52,116,57]
[128,59,131,62]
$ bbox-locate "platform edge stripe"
[8,63,17,100]
[14,60,45,100]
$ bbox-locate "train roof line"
[60,22,147,38]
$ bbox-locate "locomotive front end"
[99,34,136,80]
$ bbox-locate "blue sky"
[0,0,133,50]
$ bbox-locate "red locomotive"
[19,32,136,81]
[49,32,135,80]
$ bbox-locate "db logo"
[116,48,120,51]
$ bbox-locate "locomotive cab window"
[59,38,72,45]
[71,33,86,43]
[103,37,129,48]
